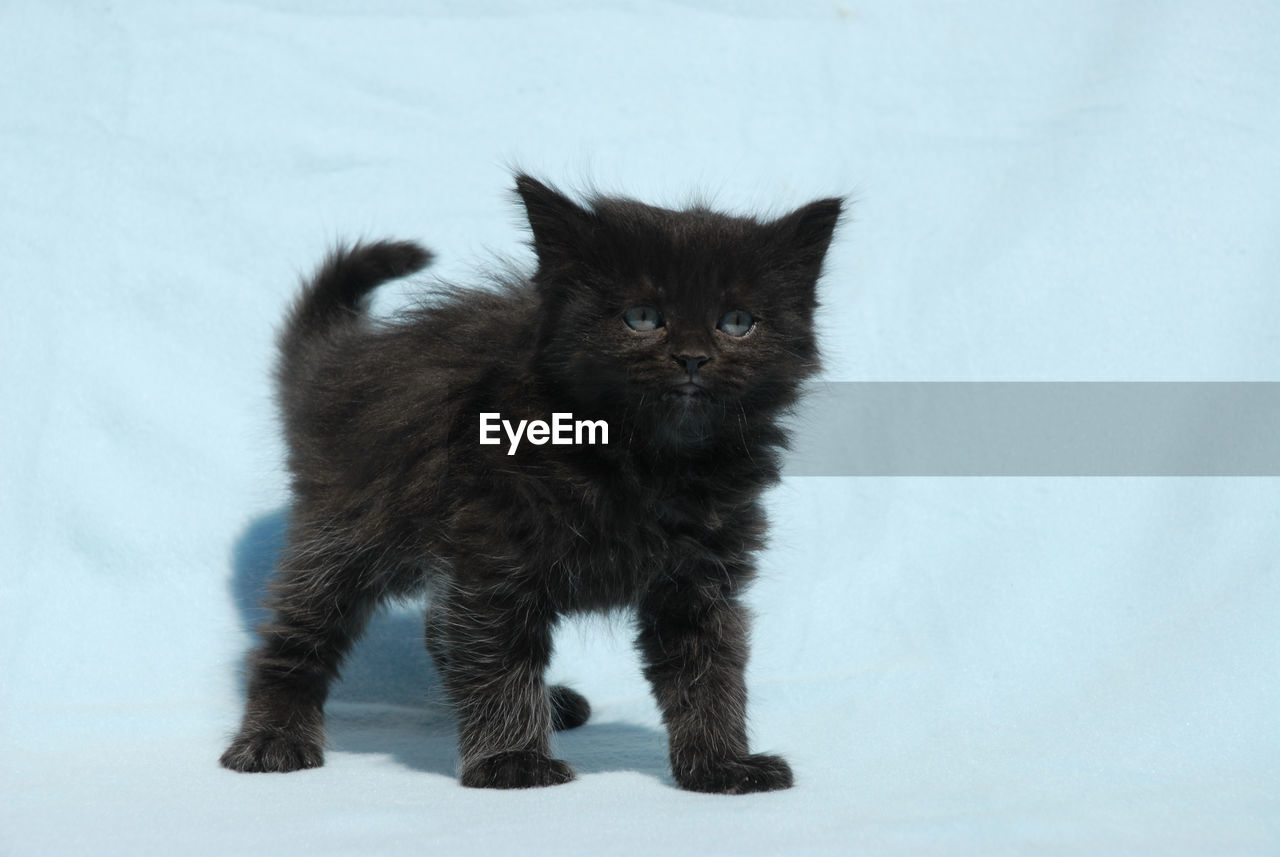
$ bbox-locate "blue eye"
[623,306,663,331]
[717,309,754,337]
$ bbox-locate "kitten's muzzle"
[673,353,710,375]
[664,381,710,401]
[664,352,712,401]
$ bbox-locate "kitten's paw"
[549,685,591,731]
[460,751,575,789]
[220,729,324,773]
[675,753,793,795]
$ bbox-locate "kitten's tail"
[279,239,432,365]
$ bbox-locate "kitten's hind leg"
[549,685,591,731]
[221,534,383,774]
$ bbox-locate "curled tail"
[279,239,432,372]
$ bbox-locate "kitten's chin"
[650,392,725,450]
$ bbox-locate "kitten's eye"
[717,309,754,337]
[623,306,664,331]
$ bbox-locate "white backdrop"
[2,2,1277,854]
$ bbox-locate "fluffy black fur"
[220,176,842,792]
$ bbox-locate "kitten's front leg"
[637,580,793,794]
[429,586,573,789]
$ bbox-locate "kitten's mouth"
[662,382,709,402]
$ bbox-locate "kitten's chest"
[552,478,753,612]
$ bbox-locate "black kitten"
[220,176,842,793]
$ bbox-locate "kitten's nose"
[673,353,710,375]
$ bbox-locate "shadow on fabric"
[228,508,672,784]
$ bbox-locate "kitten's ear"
[514,174,593,267]
[767,197,844,275]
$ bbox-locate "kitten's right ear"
[514,174,593,268]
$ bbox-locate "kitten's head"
[517,175,842,452]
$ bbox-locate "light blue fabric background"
[2,2,1276,854]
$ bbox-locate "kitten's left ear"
[514,174,594,269]
[768,197,844,276]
